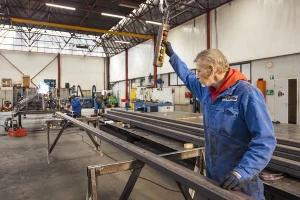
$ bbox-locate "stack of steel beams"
[56,112,251,200]
[104,110,300,179]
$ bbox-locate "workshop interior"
[0,0,300,200]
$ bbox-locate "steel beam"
[110,109,204,129]
[107,110,203,136]
[276,137,300,148]
[276,144,300,156]
[107,110,300,180]
[267,163,300,179]
[56,112,250,200]
[273,151,300,162]
[10,18,154,40]
[270,156,300,172]
[103,113,204,146]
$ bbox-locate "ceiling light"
[119,3,139,9]
[46,3,76,10]
[146,20,162,25]
[115,40,130,44]
[101,13,126,19]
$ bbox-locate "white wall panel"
[110,51,125,82]
[0,50,105,90]
[61,55,104,90]
[252,53,300,124]
[159,14,207,75]
[216,0,300,63]
[128,40,154,79]
[0,50,57,86]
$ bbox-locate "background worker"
[69,95,82,118]
[162,40,276,199]
[94,93,104,115]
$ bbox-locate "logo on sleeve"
[222,95,238,101]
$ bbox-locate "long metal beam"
[107,110,203,136]
[10,18,154,40]
[111,109,204,129]
[276,137,300,148]
[103,113,204,146]
[55,112,251,200]
[105,111,300,179]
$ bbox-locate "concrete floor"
[0,111,185,200]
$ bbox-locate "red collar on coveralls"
[209,68,248,102]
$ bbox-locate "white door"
[274,79,288,123]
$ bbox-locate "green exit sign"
[270,75,274,80]
[266,90,274,95]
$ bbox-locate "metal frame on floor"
[86,148,205,200]
[45,116,101,164]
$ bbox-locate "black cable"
[138,177,181,193]
[74,131,180,193]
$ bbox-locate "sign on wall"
[266,90,274,95]
[270,75,274,80]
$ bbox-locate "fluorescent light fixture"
[119,3,139,9]
[114,40,130,44]
[46,3,76,10]
[101,13,125,19]
[146,20,162,25]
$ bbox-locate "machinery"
[4,117,27,137]
[153,0,172,67]
[3,100,12,111]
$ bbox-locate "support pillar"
[207,10,211,49]
[58,54,61,88]
[125,49,129,100]
[153,35,157,88]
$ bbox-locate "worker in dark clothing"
[69,95,81,118]
[162,40,276,200]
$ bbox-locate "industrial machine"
[4,117,27,137]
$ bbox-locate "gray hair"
[194,49,229,73]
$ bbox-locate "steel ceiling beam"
[10,17,154,39]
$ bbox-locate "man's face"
[195,60,216,87]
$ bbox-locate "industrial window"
[230,62,252,83]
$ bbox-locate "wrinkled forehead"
[195,58,212,70]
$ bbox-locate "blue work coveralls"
[71,98,82,116]
[94,98,102,110]
[169,53,276,199]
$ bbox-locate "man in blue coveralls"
[94,93,103,115]
[162,40,276,199]
[69,95,82,118]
